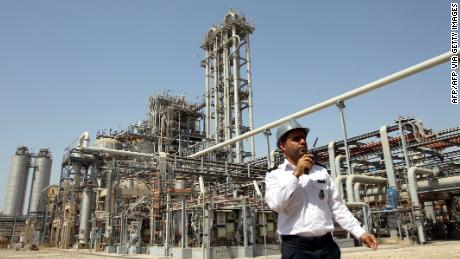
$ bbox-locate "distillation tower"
[201,10,256,163]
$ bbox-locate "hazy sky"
[0,1,457,212]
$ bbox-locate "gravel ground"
[0,241,460,259]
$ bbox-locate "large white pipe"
[78,132,90,148]
[335,155,346,177]
[380,126,397,188]
[407,166,438,244]
[190,51,455,158]
[334,174,348,200]
[76,146,155,158]
[346,175,387,202]
[407,167,438,207]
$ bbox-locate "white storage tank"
[3,146,31,216]
[28,148,52,214]
[94,137,123,150]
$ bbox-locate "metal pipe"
[398,117,411,170]
[77,146,155,158]
[204,50,211,140]
[346,175,387,202]
[334,174,347,199]
[380,125,397,188]
[336,100,352,175]
[190,51,456,158]
[215,37,221,143]
[246,35,256,160]
[223,33,231,147]
[407,167,437,244]
[232,25,243,163]
[335,155,346,178]
[328,142,337,179]
[78,132,90,148]
[263,130,272,168]
[354,182,362,202]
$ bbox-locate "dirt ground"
[0,241,460,259]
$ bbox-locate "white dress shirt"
[265,159,366,239]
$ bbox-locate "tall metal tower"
[201,10,255,163]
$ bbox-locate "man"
[265,119,377,259]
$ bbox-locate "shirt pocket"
[311,178,329,204]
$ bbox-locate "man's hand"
[359,233,378,250]
[293,154,314,178]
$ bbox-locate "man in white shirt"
[265,119,377,259]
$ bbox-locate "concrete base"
[210,246,253,259]
[106,245,117,253]
[171,247,192,259]
[253,244,281,256]
[128,246,146,254]
[117,246,128,254]
[148,246,167,256]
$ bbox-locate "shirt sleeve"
[264,170,299,213]
[327,174,366,239]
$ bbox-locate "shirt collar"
[279,159,296,171]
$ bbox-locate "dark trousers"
[281,233,341,259]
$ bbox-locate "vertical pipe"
[246,35,256,160]
[242,200,248,247]
[328,142,337,179]
[181,199,187,248]
[263,130,272,168]
[204,50,211,140]
[165,193,170,256]
[336,100,352,175]
[214,39,221,143]
[105,169,113,212]
[380,125,397,188]
[223,33,231,147]
[232,26,242,163]
[398,117,411,170]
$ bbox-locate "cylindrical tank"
[3,146,31,216]
[94,137,122,150]
[133,139,155,154]
[28,148,52,214]
[78,188,94,244]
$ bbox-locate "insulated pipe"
[380,126,397,188]
[190,51,456,158]
[407,167,438,207]
[407,166,438,244]
[354,183,362,202]
[232,25,243,163]
[204,50,211,140]
[335,155,346,177]
[334,174,348,200]
[214,38,221,143]
[76,146,155,158]
[328,142,337,179]
[223,33,231,145]
[346,175,387,202]
[78,132,90,148]
[246,34,256,160]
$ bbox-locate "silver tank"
[94,137,122,150]
[78,188,94,244]
[28,148,52,214]
[3,146,31,216]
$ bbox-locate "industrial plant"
[1,10,459,259]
